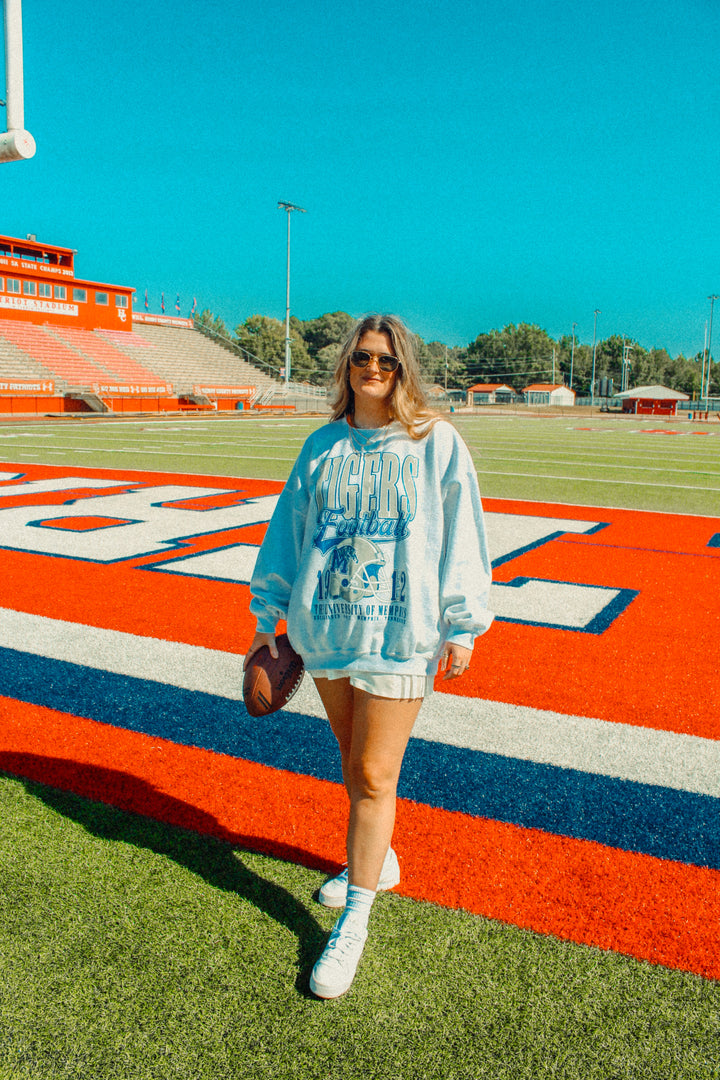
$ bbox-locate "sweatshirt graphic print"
[312,435,417,626]
[249,419,493,676]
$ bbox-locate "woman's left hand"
[441,643,473,680]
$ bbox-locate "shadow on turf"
[0,755,332,997]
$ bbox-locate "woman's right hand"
[243,631,279,670]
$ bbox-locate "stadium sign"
[0,295,78,316]
[0,255,74,279]
[92,383,173,396]
[0,379,55,394]
[133,313,193,329]
[192,385,255,398]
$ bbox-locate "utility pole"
[569,322,577,390]
[703,295,718,409]
[700,322,708,405]
[590,309,600,407]
[278,201,306,386]
[621,341,633,393]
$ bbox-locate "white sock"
[338,884,376,934]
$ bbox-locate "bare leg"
[314,677,422,892]
[313,677,354,798]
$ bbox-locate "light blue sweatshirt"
[249,417,493,675]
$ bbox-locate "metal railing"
[192,320,329,407]
[193,320,282,381]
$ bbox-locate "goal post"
[1,0,36,163]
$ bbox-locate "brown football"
[243,633,305,717]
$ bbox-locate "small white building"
[467,382,515,405]
[523,383,576,406]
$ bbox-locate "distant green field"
[0,410,718,515]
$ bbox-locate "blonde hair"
[329,314,439,439]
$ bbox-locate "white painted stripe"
[411,693,720,800]
[1,607,719,798]
[0,445,298,462]
[0,607,246,700]
[472,468,720,494]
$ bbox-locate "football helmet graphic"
[327,536,386,602]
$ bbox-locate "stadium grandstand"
[0,232,326,415]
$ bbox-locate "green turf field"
[1,775,718,1080]
[0,410,718,515]
[0,411,718,1079]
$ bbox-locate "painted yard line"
[470,437,720,455]
[472,468,720,493]
[1,456,714,526]
[476,453,720,477]
[467,428,704,439]
[32,438,309,453]
[465,433,715,449]
[1,447,715,490]
[84,433,309,442]
[0,417,318,430]
[3,607,718,799]
[480,427,714,437]
[473,444,720,464]
[18,428,312,441]
[480,454,719,472]
[0,446,298,463]
[2,427,712,468]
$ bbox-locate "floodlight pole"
[278,201,306,386]
[703,294,718,409]
[590,309,600,407]
[700,321,708,406]
[569,322,577,390]
[622,342,633,393]
[0,0,36,163]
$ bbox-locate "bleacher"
[0,315,332,415]
[98,324,278,397]
[0,320,110,387]
[52,326,162,386]
[0,318,281,409]
[0,321,52,383]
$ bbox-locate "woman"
[244,314,493,998]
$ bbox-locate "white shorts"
[309,669,434,700]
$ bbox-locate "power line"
[445,366,562,378]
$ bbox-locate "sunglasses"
[349,350,400,373]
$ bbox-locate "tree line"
[195,310,716,397]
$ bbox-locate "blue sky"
[2,0,719,356]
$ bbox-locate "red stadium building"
[0,234,134,331]
[0,232,270,415]
[616,385,689,416]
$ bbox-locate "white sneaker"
[309,916,368,998]
[317,847,400,909]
